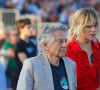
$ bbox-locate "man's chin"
[59,54,66,57]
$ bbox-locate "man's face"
[44,30,67,58]
[9,30,19,45]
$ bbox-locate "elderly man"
[17,24,77,90]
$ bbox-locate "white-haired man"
[17,24,77,90]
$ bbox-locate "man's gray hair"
[38,24,68,53]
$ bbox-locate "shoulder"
[63,57,76,66]
[4,41,12,49]
[15,40,25,50]
[67,39,78,50]
[4,41,9,45]
[67,39,78,53]
[17,39,23,45]
[21,55,44,75]
[67,39,76,46]
[98,42,100,46]
[66,39,81,57]
[98,43,100,50]
[92,41,100,50]
[97,42,100,49]
[24,55,43,67]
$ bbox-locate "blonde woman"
[66,8,100,90]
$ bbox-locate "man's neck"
[20,35,29,42]
[46,53,60,66]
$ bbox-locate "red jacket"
[66,39,100,90]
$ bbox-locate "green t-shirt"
[4,41,16,69]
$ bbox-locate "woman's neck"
[77,37,91,45]
[77,38,92,52]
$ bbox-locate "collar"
[92,41,99,54]
[68,39,99,54]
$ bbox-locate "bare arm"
[7,48,15,58]
[18,53,27,64]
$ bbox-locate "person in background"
[46,10,59,22]
[25,18,37,47]
[0,29,7,48]
[4,27,19,90]
[0,61,7,90]
[0,28,9,70]
[98,37,100,43]
[29,26,38,54]
[25,18,38,54]
[0,0,6,8]
[20,1,32,14]
[0,30,7,90]
[14,19,37,89]
[17,24,77,90]
[96,27,100,43]
[66,8,100,90]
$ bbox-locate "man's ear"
[42,42,48,51]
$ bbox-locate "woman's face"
[79,21,98,42]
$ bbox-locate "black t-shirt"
[29,36,37,47]
[15,39,37,73]
[50,59,69,90]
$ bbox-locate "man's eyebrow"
[56,39,67,41]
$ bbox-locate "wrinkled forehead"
[52,30,68,39]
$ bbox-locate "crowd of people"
[0,18,38,90]
[0,0,100,90]
[17,7,100,90]
[0,0,100,25]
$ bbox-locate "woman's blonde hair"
[68,7,100,42]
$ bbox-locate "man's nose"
[29,27,33,31]
[62,41,67,47]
